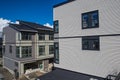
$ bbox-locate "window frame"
[54,20,59,33]
[82,10,99,29]
[21,46,32,58]
[16,46,20,58]
[21,33,32,40]
[49,45,54,54]
[39,45,45,56]
[38,33,45,40]
[49,34,54,40]
[9,45,12,53]
[82,36,100,51]
[54,42,59,64]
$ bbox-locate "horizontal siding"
[54,0,120,37]
[55,36,120,77]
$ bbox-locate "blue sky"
[0,0,66,27]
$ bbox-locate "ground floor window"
[54,42,59,64]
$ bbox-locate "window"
[21,33,32,40]
[38,34,45,40]
[39,46,45,56]
[49,34,54,40]
[82,10,99,29]
[16,46,20,58]
[54,20,59,33]
[9,45,12,53]
[21,46,32,58]
[49,45,54,54]
[82,36,100,50]
[54,42,59,64]
[2,46,5,54]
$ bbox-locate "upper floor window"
[21,33,32,40]
[54,20,59,33]
[9,45,12,53]
[21,46,32,58]
[38,34,45,40]
[54,42,59,64]
[39,46,45,56]
[16,46,20,58]
[49,45,54,54]
[82,36,100,50]
[82,10,99,29]
[49,34,54,40]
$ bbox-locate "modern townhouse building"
[3,20,54,78]
[38,0,120,80]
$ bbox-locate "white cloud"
[44,23,53,28]
[0,18,11,32]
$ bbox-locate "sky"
[0,0,67,31]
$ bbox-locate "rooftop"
[37,68,105,80]
[9,20,53,33]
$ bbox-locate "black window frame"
[49,45,54,54]
[21,33,32,40]
[54,20,59,33]
[9,45,12,53]
[16,46,20,58]
[21,46,32,58]
[39,45,45,56]
[82,10,99,29]
[49,34,54,40]
[82,36,100,50]
[38,33,45,40]
[54,42,59,64]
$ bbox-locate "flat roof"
[37,67,105,80]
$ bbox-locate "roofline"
[53,0,75,8]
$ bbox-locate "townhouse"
[38,0,120,80]
[3,20,54,77]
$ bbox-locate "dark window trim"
[9,45,12,53]
[54,20,59,33]
[54,42,59,64]
[39,45,45,56]
[82,10,99,29]
[82,36,100,51]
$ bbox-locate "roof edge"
[53,0,75,8]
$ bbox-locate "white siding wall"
[54,0,120,37]
[54,0,120,78]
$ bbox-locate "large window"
[54,20,59,33]
[38,34,45,40]
[82,10,99,29]
[54,42,59,64]
[39,46,45,56]
[82,36,100,50]
[21,46,32,58]
[21,33,32,40]
[16,46,20,58]
[49,45,54,54]
[49,34,54,40]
